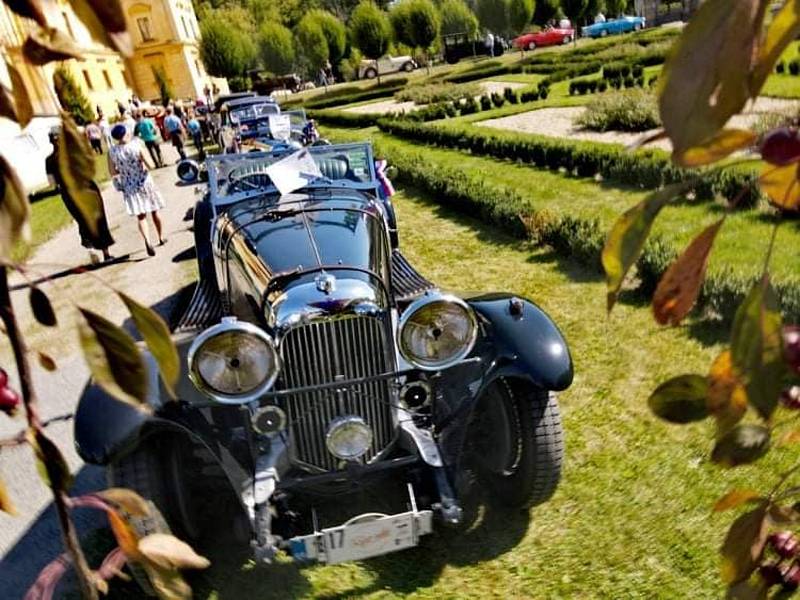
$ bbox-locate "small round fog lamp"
[326,416,372,460]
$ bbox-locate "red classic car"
[513,26,574,50]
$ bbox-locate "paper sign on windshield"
[269,115,291,141]
[265,149,323,195]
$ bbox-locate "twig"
[0,266,98,600]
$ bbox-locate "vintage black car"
[74,143,572,589]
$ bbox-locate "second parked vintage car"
[581,15,646,38]
[358,55,416,79]
[513,25,574,50]
[74,142,572,592]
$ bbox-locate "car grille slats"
[279,316,394,471]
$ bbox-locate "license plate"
[289,511,433,564]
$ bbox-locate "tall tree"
[258,21,296,74]
[439,0,479,37]
[605,0,627,17]
[508,0,534,34]
[532,0,558,24]
[560,0,588,40]
[295,16,330,78]
[199,12,257,78]
[349,1,392,82]
[53,66,93,124]
[476,0,510,36]
[390,0,439,72]
[306,9,347,63]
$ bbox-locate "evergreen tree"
[53,66,93,125]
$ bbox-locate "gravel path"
[477,96,800,151]
[0,141,199,597]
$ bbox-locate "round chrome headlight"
[398,293,478,371]
[188,318,280,404]
[326,416,372,460]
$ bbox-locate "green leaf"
[680,129,757,168]
[602,184,682,311]
[0,154,30,260]
[22,27,82,65]
[751,0,800,92]
[26,428,73,491]
[117,292,179,399]
[37,351,57,372]
[720,503,769,584]
[659,0,764,162]
[730,275,785,420]
[67,0,132,56]
[0,476,16,515]
[97,488,151,518]
[77,308,148,407]
[3,0,47,27]
[5,61,33,127]
[653,219,724,326]
[648,374,710,423]
[712,489,763,513]
[56,114,101,242]
[712,424,771,468]
[29,287,56,327]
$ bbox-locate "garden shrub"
[790,59,800,76]
[491,92,505,108]
[396,82,481,105]
[777,61,786,74]
[577,88,660,132]
[520,89,540,103]
[375,118,761,208]
[631,64,644,78]
[503,87,518,104]
[624,76,636,88]
[364,129,798,321]
[538,85,549,100]
[310,109,382,127]
[598,80,608,92]
[480,95,492,110]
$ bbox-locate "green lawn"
[322,124,800,289]
[99,177,799,599]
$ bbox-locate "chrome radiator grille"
[279,316,395,471]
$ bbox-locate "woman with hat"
[107,123,166,257]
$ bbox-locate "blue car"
[581,15,646,38]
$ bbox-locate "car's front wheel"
[401,61,414,72]
[109,439,201,595]
[364,68,377,79]
[600,29,608,37]
[527,41,536,50]
[466,380,563,508]
[562,35,572,44]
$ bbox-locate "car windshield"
[207,143,378,205]
[230,103,279,123]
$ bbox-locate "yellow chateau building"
[0,0,227,119]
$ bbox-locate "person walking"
[46,130,115,261]
[485,31,495,57]
[85,120,103,154]
[107,124,166,257]
[186,110,205,160]
[98,114,113,150]
[163,106,187,161]
[134,112,163,168]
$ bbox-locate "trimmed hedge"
[361,134,800,322]
[298,78,409,110]
[376,118,762,208]
[309,109,382,128]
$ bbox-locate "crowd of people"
[46,95,218,263]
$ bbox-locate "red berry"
[0,386,20,416]
[761,128,800,166]
[782,387,800,410]
[772,531,800,559]
[760,562,785,586]
[784,563,800,591]
[783,326,800,374]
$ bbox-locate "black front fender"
[468,293,573,391]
